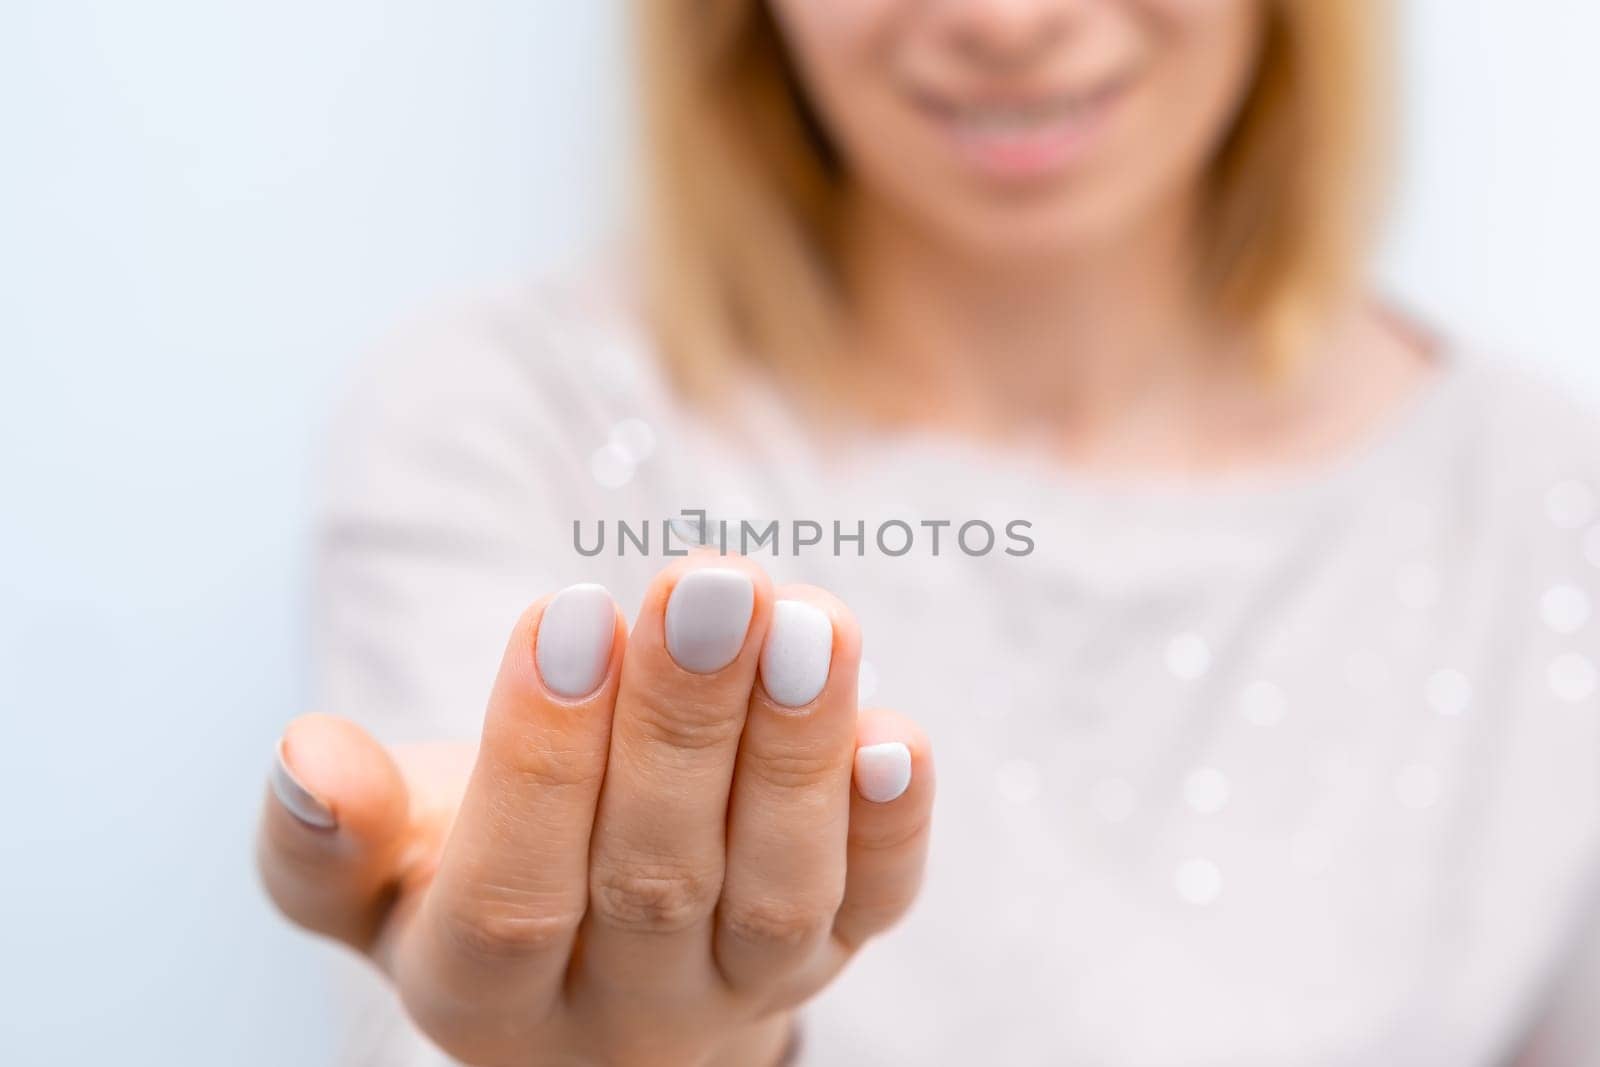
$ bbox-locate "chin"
[932,191,1150,267]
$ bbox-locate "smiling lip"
[912,76,1130,182]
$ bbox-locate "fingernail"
[665,567,755,673]
[855,742,912,804]
[271,738,337,829]
[537,583,617,698]
[760,600,834,708]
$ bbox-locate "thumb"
[258,712,411,952]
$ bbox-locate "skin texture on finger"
[580,554,774,1013]
[715,587,860,994]
[257,713,411,952]
[394,590,625,1063]
[831,707,935,953]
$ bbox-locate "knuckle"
[849,813,930,855]
[838,897,917,948]
[631,687,745,753]
[720,896,835,951]
[590,861,721,933]
[256,835,352,940]
[744,747,838,792]
[438,899,581,963]
[483,724,597,792]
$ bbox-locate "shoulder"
[1463,349,1600,455]
[1445,347,1600,505]
[1426,348,1600,642]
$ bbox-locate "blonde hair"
[636,1,1388,405]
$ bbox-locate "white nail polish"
[537,583,617,698]
[761,600,834,708]
[271,739,337,829]
[665,568,755,673]
[855,742,912,804]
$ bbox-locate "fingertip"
[652,551,775,675]
[275,713,407,844]
[773,584,863,669]
[853,708,934,802]
[651,549,777,609]
[835,709,936,949]
[534,583,622,700]
[261,716,415,950]
[272,734,336,830]
[854,742,912,804]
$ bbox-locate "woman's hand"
[258,556,935,1067]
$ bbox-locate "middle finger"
[582,554,773,996]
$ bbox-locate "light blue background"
[1,2,1595,1064]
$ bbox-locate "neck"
[840,190,1242,438]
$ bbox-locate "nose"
[939,0,1081,72]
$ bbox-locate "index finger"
[394,584,623,1058]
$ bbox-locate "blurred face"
[767,0,1266,260]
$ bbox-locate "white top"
[313,276,1600,1067]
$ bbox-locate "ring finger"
[713,586,860,996]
